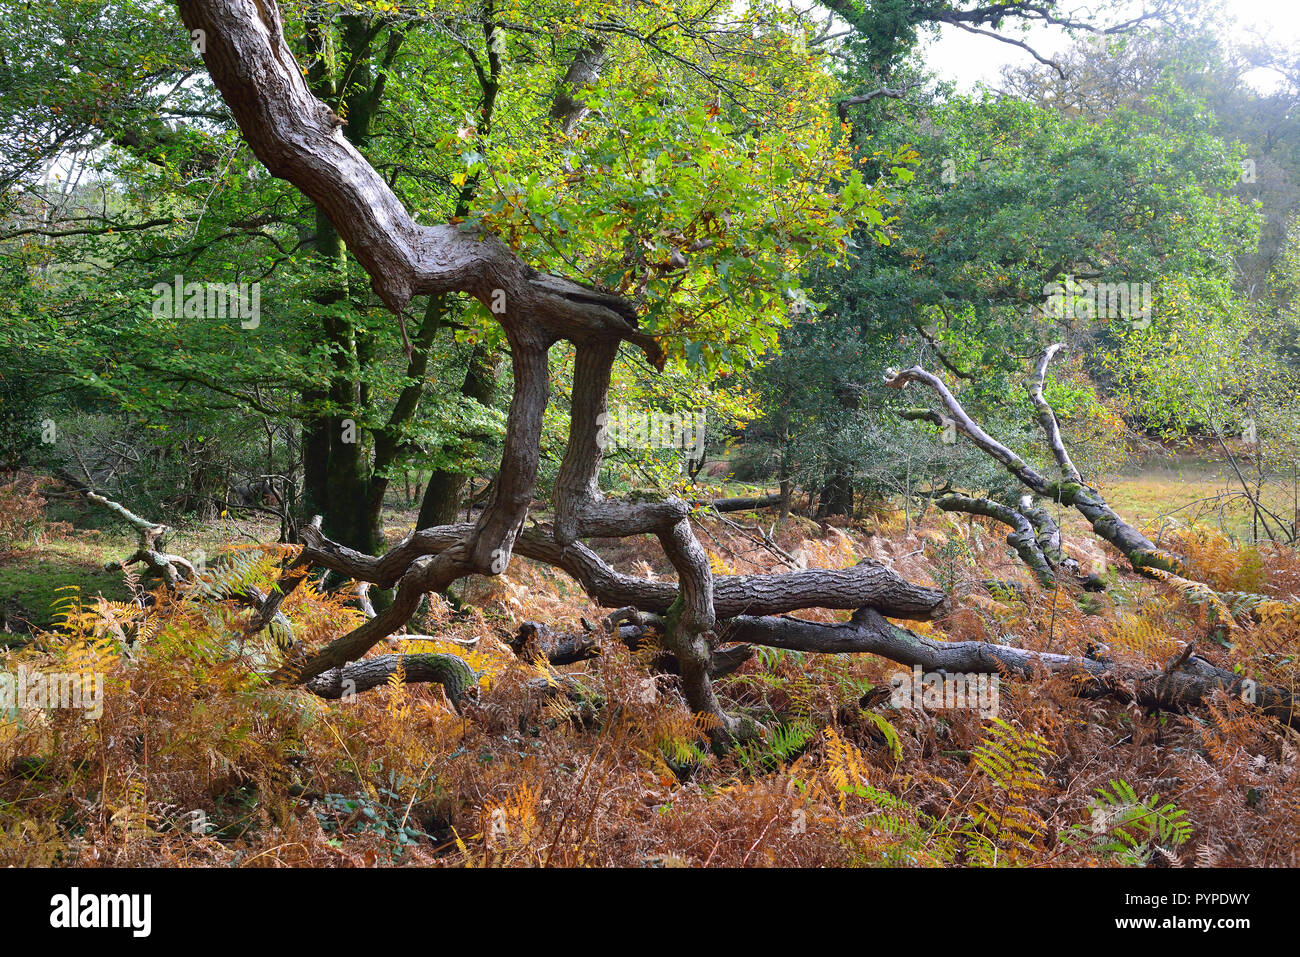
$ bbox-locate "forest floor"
[1,467,1299,866]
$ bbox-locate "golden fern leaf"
[824,726,871,813]
[1146,567,1242,635]
[1107,613,1180,663]
[966,718,1054,858]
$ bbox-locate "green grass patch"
[1100,463,1296,544]
[0,538,135,634]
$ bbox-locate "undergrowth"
[1,499,1299,867]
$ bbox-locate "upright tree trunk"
[817,383,859,519]
[296,13,400,557]
[417,342,502,528]
[818,464,854,519]
[777,415,792,524]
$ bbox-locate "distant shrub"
[727,444,778,482]
[0,475,68,548]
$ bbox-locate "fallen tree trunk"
[56,469,197,585]
[304,653,477,705]
[933,492,1057,586]
[276,520,949,622]
[506,619,753,678]
[721,609,1299,726]
[507,621,603,666]
[886,346,1180,574]
[55,470,305,642]
[346,606,1295,727]
[694,493,782,512]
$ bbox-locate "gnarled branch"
[887,348,1178,574]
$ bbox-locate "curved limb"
[723,609,1299,726]
[887,355,1178,573]
[304,653,477,707]
[933,492,1057,586]
[1026,343,1082,485]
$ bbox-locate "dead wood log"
[694,493,783,512]
[276,521,949,622]
[505,619,753,678]
[507,621,602,666]
[932,492,1057,586]
[55,468,198,585]
[721,609,1298,725]
[887,346,1180,574]
[303,653,477,706]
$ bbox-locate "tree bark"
[696,493,783,513]
[722,608,1299,726]
[886,346,1179,574]
[817,465,855,518]
[304,652,476,706]
[933,492,1057,586]
[181,2,1280,751]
